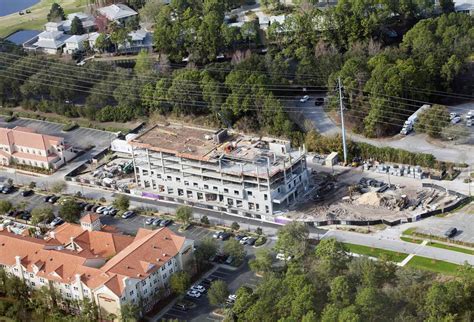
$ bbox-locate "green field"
[0,0,87,38]
[344,243,408,263]
[405,256,465,276]
[427,242,474,255]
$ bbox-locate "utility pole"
[338,77,348,165]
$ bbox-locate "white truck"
[400,104,431,135]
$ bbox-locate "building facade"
[130,124,310,221]
[0,215,194,319]
[0,126,75,170]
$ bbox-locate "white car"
[299,95,310,103]
[186,290,201,298]
[451,116,461,124]
[95,206,107,214]
[449,112,458,120]
[226,294,237,304]
[276,253,292,261]
[190,284,206,293]
[239,237,250,245]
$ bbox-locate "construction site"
[289,169,465,225]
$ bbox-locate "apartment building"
[0,214,194,318]
[0,126,75,170]
[130,124,310,221]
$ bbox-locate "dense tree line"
[230,230,474,322]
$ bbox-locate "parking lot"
[159,265,261,322]
[413,209,474,243]
[0,117,117,151]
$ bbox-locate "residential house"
[65,34,89,54]
[118,29,153,53]
[0,126,75,170]
[98,4,138,25]
[62,13,97,33]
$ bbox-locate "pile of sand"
[355,191,382,207]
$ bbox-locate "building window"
[129,290,134,296]
[184,181,189,186]
[176,177,181,182]
[29,273,33,278]
[65,284,70,289]
[40,278,44,283]
[213,186,218,191]
[234,190,239,195]
[167,176,172,180]
[161,266,165,271]
[141,280,147,286]
[73,287,78,291]
[193,183,198,187]
[204,184,209,189]
[224,188,229,193]
[31,282,35,286]
[163,273,167,279]
[264,194,268,201]
[197,192,203,200]
[168,261,172,266]
[247,191,252,196]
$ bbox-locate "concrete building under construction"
[129,123,310,221]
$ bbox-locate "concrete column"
[131,145,138,187]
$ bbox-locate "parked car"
[226,294,237,304]
[44,195,54,202]
[220,232,232,240]
[225,256,234,265]
[299,95,310,103]
[108,208,118,216]
[20,212,31,221]
[190,284,206,293]
[276,253,292,261]
[314,97,325,106]
[212,254,229,263]
[84,204,94,211]
[152,218,162,226]
[246,237,257,246]
[451,116,461,124]
[48,196,60,204]
[50,217,64,227]
[444,227,457,238]
[201,277,218,287]
[239,237,250,244]
[160,219,172,227]
[145,217,154,225]
[449,112,458,120]
[186,290,201,298]
[122,211,135,219]
[95,206,107,214]
[1,186,13,194]
[213,231,224,239]
[235,234,247,241]
[21,190,34,197]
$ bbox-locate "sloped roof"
[0,126,63,151]
[98,4,137,21]
[100,228,185,278]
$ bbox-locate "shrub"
[254,236,267,247]
[62,122,79,132]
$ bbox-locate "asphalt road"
[287,96,474,163]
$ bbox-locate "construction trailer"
[400,104,431,135]
[129,123,310,221]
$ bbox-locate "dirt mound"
[355,191,382,207]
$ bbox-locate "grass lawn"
[405,256,466,276]
[0,0,87,38]
[344,243,408,263]
[402,227,417,236]
[400,236,423,244]
[427,242,474,255]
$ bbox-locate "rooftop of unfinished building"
[130,123,306,177]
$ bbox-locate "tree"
[223,239,246,265]
[170,271,191,295]
[274,221,309,259]
[208,280,229,307]
[439,0,455,13]
[176,206,192,225]
[314,238,350,277]
[415,105,450,138]
[231,221,240,231]
[194,237,218,269]
[120,303,140,322]
[47,3,66,22]
[200,215,210,225]
[31,206,54,225]
[51,181,66,194]
[355,287,385,321]
[249,248,273,273]
[95,34,111,53]
[113,195,130,212]
[329,276,354,307]
[139,0,163,24]
[255,227,263,235]
[110,27,130,52]
[135,50,153,75]
[29,181,36,189]
[59,199,81,223]
[70,16,85,35]
[0,200,12,214]
[441,124,469,142]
